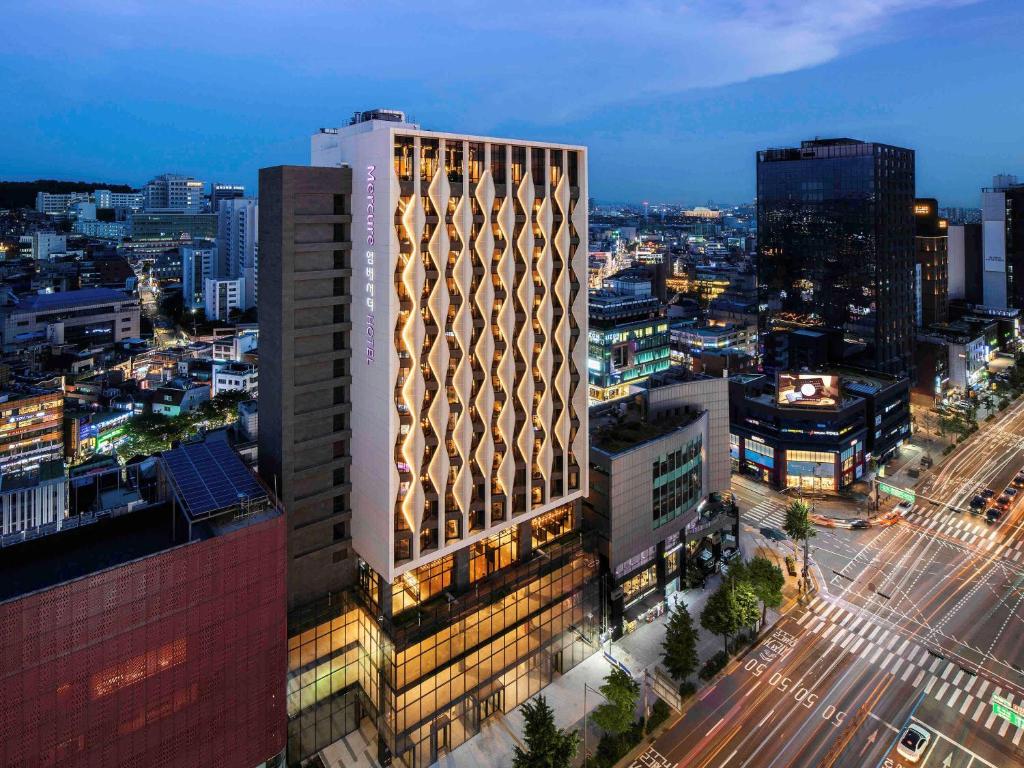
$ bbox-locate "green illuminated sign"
[993,695,1024,728]
[878,482,915,504]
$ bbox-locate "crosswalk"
[745,498,788,530]
[743,495,1024,564]
[900,504,1024,562]
[798,596,1024,746]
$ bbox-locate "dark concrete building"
[948,223,984,306]
[257,165,355,610]
[914,198,949,326]
[729,367,910,492]
[757,138,916,378]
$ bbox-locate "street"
[632,396,1024,768]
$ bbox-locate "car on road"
[986,508,1002,524]
[996,494,1012,510]
[969,495,987,513]
[1013,473,1024,487]
[1006,486,1018,498]
[896,723,931,762]
[896,501,913,513]
[847,519,870,529]
[982,488,997,499]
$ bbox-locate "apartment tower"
[261,111,596,767]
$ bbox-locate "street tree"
[661,603,700,682]
[783,500,816,585]
[746,556,785,626]
[590,667,640,736]
[700,580,760,653]
[512,695,579,768]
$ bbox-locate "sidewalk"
[444,531,798,768]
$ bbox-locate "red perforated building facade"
[0,503,286,768]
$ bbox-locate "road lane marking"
[910,715,1002,768]
[756,710,774,728]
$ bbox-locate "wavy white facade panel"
[496,191,517,511]
[569,190,589,483]
[400,187,427,554]
[552,172,572,492]
[426,168,451,519]
[535,188,554,500]
[452,192,474,524]
[474,170,496,523]
[515,171,536,516]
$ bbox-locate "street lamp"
[191,308,198,337]
[582,682,609,764]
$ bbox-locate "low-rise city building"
[0,458,66,536]
[213,361,258,397]
[151,380,210,416]
[0,388,64,474]
[588,290,670,401]
[587,369,733,638]
[0,287,140,352]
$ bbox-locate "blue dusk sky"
[2,0,1022,207]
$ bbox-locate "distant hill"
[0,180,135,210]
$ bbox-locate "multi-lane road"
[631,397,1024,767]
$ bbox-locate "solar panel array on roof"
[844,380,878,396]
[163,440,266,519]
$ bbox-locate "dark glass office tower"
[757,139,916,377]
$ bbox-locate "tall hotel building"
[260,110,596,766]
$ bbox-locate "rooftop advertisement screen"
[776,373,841,408]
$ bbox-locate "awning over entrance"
[623,589,664,622]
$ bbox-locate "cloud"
[10,1,980,118]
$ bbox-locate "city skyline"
[4,0,1023,206]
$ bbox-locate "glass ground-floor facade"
[608,503,739,639]
[730,431,866,491]
[286,506,599,767]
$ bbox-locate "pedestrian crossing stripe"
[797,597,1024,743]
[896,504,1024,557]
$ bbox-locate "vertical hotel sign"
[365,165,376,365]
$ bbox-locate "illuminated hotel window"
[421,139,439,182]
[394,136,414,182]
[511,146,525,185]
[468,142,484,184]
[530,504,574,547]
[470,527,519,583]
[392,555,453,616]
[491,144,507,184]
